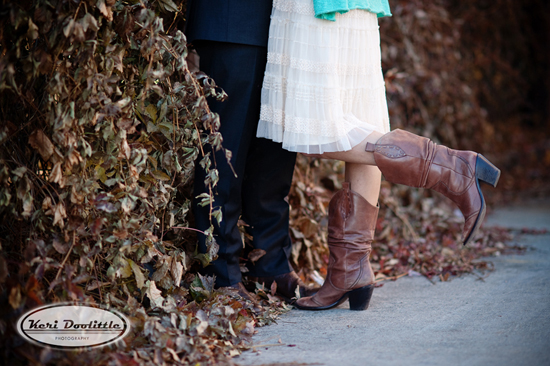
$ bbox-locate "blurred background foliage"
[0,0,547,365]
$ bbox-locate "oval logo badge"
[17,303,130,349]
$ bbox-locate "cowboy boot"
[295,182,377,311]
[366,129,501,245]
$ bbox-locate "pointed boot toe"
[295,296,322,309]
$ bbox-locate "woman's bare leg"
[303,131,384,204]
[305,131,384,165]
[345,163,381,206]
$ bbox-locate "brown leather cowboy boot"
[366,129,501,245]
[295,182,377,311]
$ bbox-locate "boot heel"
[476,155,501,187]
[348,284,374,311]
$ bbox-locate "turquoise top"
[313,0,392,21]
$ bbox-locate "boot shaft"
[327,182,378,290]
[294,183,380,310]
[328,182,378,249]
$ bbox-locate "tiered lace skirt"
[257,0,391,154]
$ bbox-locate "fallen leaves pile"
[2,274,288,366]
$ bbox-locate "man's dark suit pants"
[192,41,297,287]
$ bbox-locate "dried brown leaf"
[49,162,65,187]
[97,0,113,21]
[9,286,23,309]
[52,203,66,228]
[247,249,266,264]
[129,259,146,289]
[145,280,164,309]
[28,130,54,161]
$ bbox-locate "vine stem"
[48,232,76,295]
[92,255,103,303]
[169,226,209,236]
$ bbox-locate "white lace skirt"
[257,0,391,154]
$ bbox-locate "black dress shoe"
[247,271,319,302]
